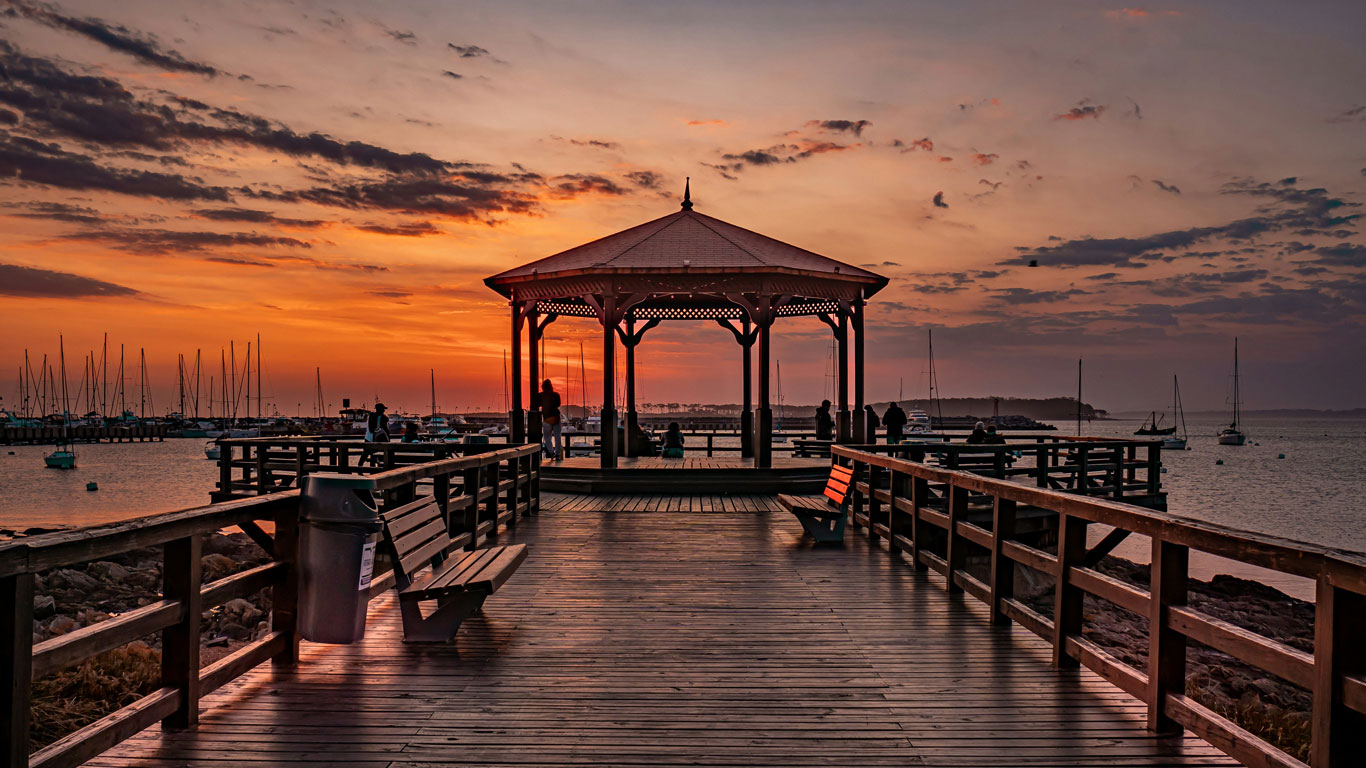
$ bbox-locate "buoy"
[6,451,13,455]
[1277,454,1285,459]
[1215,459,1224,465]
[1161,467,1168,474]
[1254,442,1260,446]
[86,481,98,491]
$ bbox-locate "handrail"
[832,445,1366,768]
[1,445,540,768]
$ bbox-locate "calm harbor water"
[2,416,1361,600]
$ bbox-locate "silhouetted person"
[984,424,1006,445]
[864,404,880,443]
[401,421,421,443]
[966,420,988,444]
[815,400,834,441]
[541,379,562,459]
[662,421,685,459]
[883,402,908,444]
[365,403,390,442]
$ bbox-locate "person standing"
[864,404,880,443]
[815,400,834,441]
[365,403,390,442]
[882,402,908,444]
[540,379,562,459]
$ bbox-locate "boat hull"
[1162,437,1187,449]
[44,451,77,469]
[1217,431,1247,446]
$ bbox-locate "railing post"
[1147,444,1161,497]
[529,450,540,515]
[910,473,929,572]
[273,500,301,667]
[945,484,966,594]
[255,444,268,495]
[218,443,232,497]
[2,573,34,768]
[462,466,480,548]
[1077,447,1089,494]
[1312,577,1366,767]
[989,497,1016,625]
[851,459,866,530]
[887,470,904,555]
[1052,513,1087,668]
[1112,447,1124,500]
[504,454,519,528]
[484,459,500,539]
[867,461,882,543]
[161,534,203,728]
[1036,439,1048,488]
[1148,539,1188,732]
[295,444,307,489]
[707,434,713,457]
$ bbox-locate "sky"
[1,0,1364,417]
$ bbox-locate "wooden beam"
[2,573,33,768]
[1148,539,1188,733]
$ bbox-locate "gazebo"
[484,183,888,474]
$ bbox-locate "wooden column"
[624,316,636,458]
[1052,513,1087,668]
[509,303,525,443]
[162,535,203,728]
[2,573,34,767]
[989,497,1017,625]
[600,295,617,469]
[756,298,773,468]
[1312,577,1366,767]
[527,305,541,448]
[837,308,850,443]
[1147,539,1188,733]
[741,317,754,458]
[272,501,301,666]
[852,298,866,444]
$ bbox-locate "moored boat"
[1218,339,1248,446]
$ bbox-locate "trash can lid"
[304,472,377,490]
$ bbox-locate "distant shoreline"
[1110,408,1366,419]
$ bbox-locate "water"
[3,417,1362,599]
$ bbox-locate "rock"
[48,568,100,591]
[224,598,254,617]
[205,635,230,648]
[219,621,250,641]
[33,594,56,619]
[48,615,78,635]
[243,607,264,625]
[203,533,236,555]
[88,561,130,581]
[200,554,237,581]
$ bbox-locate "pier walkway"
[90,495,1233,768]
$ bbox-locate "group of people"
[363,403,424,444]
[815,400,914,444]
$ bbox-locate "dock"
[1,423,167,445]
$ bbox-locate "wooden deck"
[91,502,1237,768]
[550,456,826,470]
[542,456,829,494]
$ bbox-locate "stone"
[48,568,99,590]
[224,598,254,617]
[33,594,56,619]
[205,635,230,648]
[201,553,237,581]
[48,615,78,635]
[88,561,130,581]
[219,621,250,641]
[203,533,236,555]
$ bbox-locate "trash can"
[298,473,382,644]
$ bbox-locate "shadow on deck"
[92,495,1235,768]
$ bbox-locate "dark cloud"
[717,141,855,173]
[972,153,998,166]
[447,44,490,58]
[624,170,663,189]
[547,174,628,198]
[990,287,1090,304]
[0,262,139,297]
[356,221,441,236]
[806,119,871,137]
[63,227,312,255]
[0,108,18,125]
[898,137,933,153]
[1326,105,1366,124]
[552,137,620,150]
[1312,243,1366,267]
[1007,178,1361,268]
[932,191,948,208]
[369,290,411,298]
[204,256,273,267]
[383,27,417,45]
[0,135,233,200]
[441,70,463,79]
[1054,100,1106,121]
[11,1,221,76]
[1128,98,1142,120]
[700,161,738,181]
[190,207,326,228]
[3,200,105,223]
[1152,180,1181,195]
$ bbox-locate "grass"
[30,642,161,751]
[1187,673,1312,764]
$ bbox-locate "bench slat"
[384,499,442,540]
[461,544,528,592]
[392,517,448,562]
[398,533,456,581]
[427,548,501,592]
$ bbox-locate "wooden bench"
[379,493,528,642]
[792,438,833,458]
[776,462,852,543]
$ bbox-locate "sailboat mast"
[178,353,185,416]
[101,333,108,418]
[59,335,69,438]
[256,333,262,419]
[1232,337,1240,427]
[430,369,436,419]
[194,349,201,418]
[139,347,147,418]
[579,341,587,418]
[502,349,509,413]
[1076,358,1083,437]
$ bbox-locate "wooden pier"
[5,444,1365,768]
[1,424,167,445]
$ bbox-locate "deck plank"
[96,502,1240,768]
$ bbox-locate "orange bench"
[777,462,852,543]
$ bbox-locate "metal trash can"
[298,473,382,644]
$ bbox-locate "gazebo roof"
[484,208,887,296]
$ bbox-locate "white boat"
[204,441,222,460]
[1217,339,1248,446]
[44,339,77,469]
[1162,375,1189,450]
[907,407,932,434]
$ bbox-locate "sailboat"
[772,360,788,443]
[1163,375,1188,449]
[1217,339,1248,446]
[1134,411,1177,436]
[44,336,77,469]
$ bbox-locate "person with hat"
[366,402,391,443]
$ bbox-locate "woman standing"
[541,379,562,459]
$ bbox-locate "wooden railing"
[212,437,515,501]
[1,443,539,768]
[833,445,1366,768]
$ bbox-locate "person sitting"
[882,402,908,444]
[401,421,422,443]
[661,422,685,459]
[815,400,834,441]
[984,425,1006,445]
[966,420,988,444]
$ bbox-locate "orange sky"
[2,1,1364,415]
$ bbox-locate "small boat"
[1134,411,1177,436]
[204,441,222,460]
[44,445,77,469]
[1217,339,1248,446]
[1162,375,1188,449]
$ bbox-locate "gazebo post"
[741,317,753,459]
[853,298,866,444]
[624,316,636,458]
[528,304,542,450]
[837,307,850,443]
[600,295,618,469]
[756,298,773,469]
[510,303,525,443]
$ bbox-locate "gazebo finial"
[681,177,693,210]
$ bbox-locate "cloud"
[716,140,856,173]
[447,43,490,58]
[551,137,621,150]
[1326,106,1366,124]
[0,262,139,297]
[10,1,221,76]
[972,152,998,166]
[1312,243,1366,267]
[383,27,417,45]
[932,191,948,208]
[63,227,312,255]
[624,170,663,189]
[190,207,326,228]
[686,119,727,127]
[441,70,462,79]
[0,135,232,200]
[356,221,441,236]
[1054,100,1107,121]
[0,108,18,125]
[204,256,274,267]
[1007,177,1361,268]
[1152,180,1181,195]
[700,161,737,181]
[4,200,106,223]
[898,137,933,153]
[806,119,871,137]
[990,287,1091,304]
[1127,98,1143,120]
[546,173,629,198]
